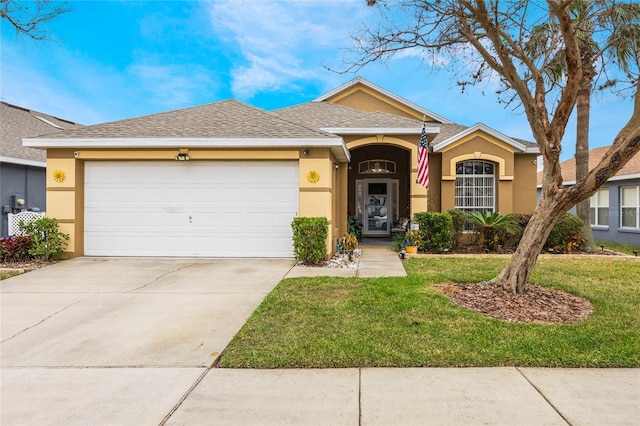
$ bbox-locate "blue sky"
[1,0,635,162]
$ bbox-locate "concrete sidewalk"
[286,245,407,278]
[163,367,639,425]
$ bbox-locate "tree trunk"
[575,44,596,251]
[575,88,595,251]
[491,197,569,294]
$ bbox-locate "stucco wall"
[438,131,537,216]
[46,148,345,258]
[326,83,438,121]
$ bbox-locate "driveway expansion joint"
[516,367,573,426]
[0,293,96,344]
[126,261,199,292]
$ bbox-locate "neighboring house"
[24,77,540,258]
[537,146,640,246]
[0,102,83,237]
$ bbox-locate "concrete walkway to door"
[285,245,406,278]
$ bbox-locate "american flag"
[417,120,429,189]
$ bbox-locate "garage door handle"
[189,215,192,223]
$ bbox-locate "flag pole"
[417,115,430,212]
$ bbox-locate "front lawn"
[219,257,640,368]
[596,240,640,256]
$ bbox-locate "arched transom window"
[359,159,396,174]
[455,161,496,225]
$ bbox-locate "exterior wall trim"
[23,137,351,162]
[442,152,514,181]
[433,123,539,154]
[0,156,47,167]
[321,127,439,135]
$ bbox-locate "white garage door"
[84,161,299,257]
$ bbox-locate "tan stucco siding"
[512,154,538,214]
[427,153,442,213]
[440,134,515,180]
[438,132,525,215]
[298,148,344,256]
[326,84,436,121]
[45,151,80,256]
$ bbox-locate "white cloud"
[127,63,217,108]
[209,0,367,99]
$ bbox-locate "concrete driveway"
[0,257,294,425]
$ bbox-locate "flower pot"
[405,245,418,254]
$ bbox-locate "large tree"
[352,0,640,293]
[531,1,640,251]
[0,0,70,40]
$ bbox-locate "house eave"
[23,137,351,162]
[0,156,47,168]
[432,123,538,153]
[320,126,440,135]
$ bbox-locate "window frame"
[620,185,640,229]
[589,187,610,228]
[454,160,496,230]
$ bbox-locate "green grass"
[220,257,640,368]
[595,240,640,256]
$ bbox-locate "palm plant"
[466,211,521,252]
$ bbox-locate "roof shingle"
[42,100,338,140]
[536,146,640,185]
[0,102,83,162]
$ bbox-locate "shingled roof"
[536,146,640,186]
[22,78,537,159]
[273,101,432,131]
[0,102,82,165]
[39,100,337,140]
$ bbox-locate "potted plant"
[404,230,421,254]
[338,233,359,261]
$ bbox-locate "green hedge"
[413,212,453,252]
[447,208,466,248]
[291,217,328,264]
[545,212,584,252]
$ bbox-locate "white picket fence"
[7,211,45,236]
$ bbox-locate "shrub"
[0,235,34,263]
[467,211,521,252]
[545,213,585,252]
[413,212,453,252]
[347,215,363,241]
[18,217,69,261]
[291,217,328,264]
[499,214,531,249]
[390,231,406,252]
[447,209,466,248]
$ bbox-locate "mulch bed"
[433,281,594,324]
[0,260,56,273]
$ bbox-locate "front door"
[362,179,396,236]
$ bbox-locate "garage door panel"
[85,161,298,257]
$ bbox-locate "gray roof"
[273,102,433,130]
[43,100,338,140]
[0,102,82,163]
[19,81,536,153]
[431,123,471,145]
